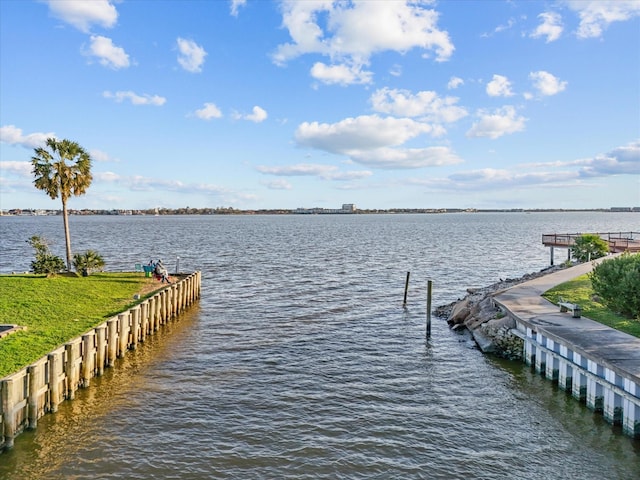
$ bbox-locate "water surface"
[1,212,639,479]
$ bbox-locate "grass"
[542,274,640,338]
[0,273,163,378]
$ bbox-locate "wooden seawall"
[0,271,201,451]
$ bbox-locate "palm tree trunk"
[61,199,72,271]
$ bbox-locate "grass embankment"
[542,274,640,338]
[0,273,163,378]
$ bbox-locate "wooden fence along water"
[0,271,201,451]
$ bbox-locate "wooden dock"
[542,232,640,264]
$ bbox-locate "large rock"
[436,265,566,359]
[447,298,471,326]
[472,328,496,353]
[464,296,499,330]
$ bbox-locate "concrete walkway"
[493,256,640,385]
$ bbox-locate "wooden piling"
[48,352,60,412]
[95,324,106,375]
[426,280,433,339]
[81,333,94,387]
[1,379,15,449]
[27,364,39,429]
[131,307,140,350]
[118,312,129,358]
[107,318,118,367]
[148,296,156,333]
[140,301,149,342]
[403,272,410,308]
[65,338,82,400]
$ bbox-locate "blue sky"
[1,0,639,210]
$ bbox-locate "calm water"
[1,212,639,479]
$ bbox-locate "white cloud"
[481,17,517,38]
[466,106,527,139]
[176,38,207,73]
[0,161,32,177]
[529,71,567,96]
[94,171,121,182]
[258,164,339,177]
[103,91,166,106]
[263,179,293,190]
[447,76,464,89]
[233,106,268,123]
[447,168,571,189]
[565,0,640,39]
[328,169,374,180]
[578,141,640,176]
[0,125,54,148]
[349,146,463,169]
[389,64,402,77]
[96,171,232,197]
[46,0,118,33]
[89,149,118,162]
[294,115,461,169]
[194,103,223,120]
[526,140,640,176]
[486,74,514,97]
[407,140,640,194]
[230,0,247,17]
[295,115,436,154]
[370,88,468,123]
[272,1,454,85]
[246,106,268,123]
[256,163,373,180]
[310,62,373,86]
[85,35,130,69]
[531,12,563,42]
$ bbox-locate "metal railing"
[542,232,640,252]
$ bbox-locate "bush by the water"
[27,235,65,274]
[572,234,609,262]
[590,253,640,319]
[73,249,105,276]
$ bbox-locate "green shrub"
[73,250,105,276]
[572,234,609,262]
[27,235,65,275]
[589,253,640,319]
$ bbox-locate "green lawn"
[0,273,162,378]
[542,274,640,338]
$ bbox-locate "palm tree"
[31,138,93,271]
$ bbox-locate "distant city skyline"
[1,1,639,210]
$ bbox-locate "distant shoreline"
[2,207,639,216]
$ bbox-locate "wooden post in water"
[81,333,94,388]
[95,325,106,375]
[27,364,40,429]
[118,313,129,358]
[1,378,15,449]
[426,280,433,339]
[48,352,60,412]
[130,307,140,350]
[107,318,118,367]
[65,338,81,400]
[403,271,410,308]
[140,301,148,342]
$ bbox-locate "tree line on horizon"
[5,207,635,217]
